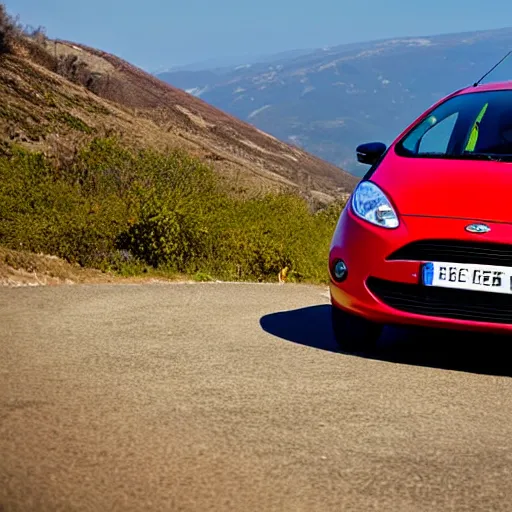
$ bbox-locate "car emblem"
[465,223,491,234]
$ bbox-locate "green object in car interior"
[465,102,489,152]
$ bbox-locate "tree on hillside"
[0,3,15,54]
[0,3,47,55]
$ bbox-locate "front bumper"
[329,206,512,334]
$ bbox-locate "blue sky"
[5,0,512,71]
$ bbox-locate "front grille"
[367,277,512,324]
[388,239,512,266]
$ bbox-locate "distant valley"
[157,27,512,176]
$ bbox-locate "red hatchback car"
[329,81,512,350]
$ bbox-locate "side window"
[418,112,459,154]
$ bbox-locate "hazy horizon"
[5,0,512,71]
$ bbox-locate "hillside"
[0,35,357,204]
[157,27,512,175]
[0,9,352,285]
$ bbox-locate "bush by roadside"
[0,138,346,283]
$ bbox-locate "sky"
[5,0,512,72]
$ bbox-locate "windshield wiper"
[460,152,505,161]
[419,152,512,162]
[399,148,512,162]
[460,152,512,162]
[413,152,500,161]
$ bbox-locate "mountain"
[151,48,315,74]
[157,27,512,176]
[0,36,357,205]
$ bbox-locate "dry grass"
[0,247,191,287]
[0,246,112,286]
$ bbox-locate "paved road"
[1,283,512,512]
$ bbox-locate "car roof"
[457,81,512,95]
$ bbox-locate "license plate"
[421,261,512,295]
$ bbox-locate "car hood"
[372,151,512,224]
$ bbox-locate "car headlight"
[351,181,399,229]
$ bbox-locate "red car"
[329,81,512,350]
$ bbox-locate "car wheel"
[331,306,383,352]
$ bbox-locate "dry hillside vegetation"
[0,24,357,203]
[0,8,353,284]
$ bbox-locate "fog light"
[332,259,348,282]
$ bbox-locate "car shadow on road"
[260,305,512,377]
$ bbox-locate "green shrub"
[0,138,346,283]
[118,193,208,272]
[0,145,127,266]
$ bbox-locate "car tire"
[331,306,383,353]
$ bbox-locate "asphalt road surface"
[1,282,512,512]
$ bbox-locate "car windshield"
[395,89,512,162]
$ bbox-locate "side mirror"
[356,142,387,165]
